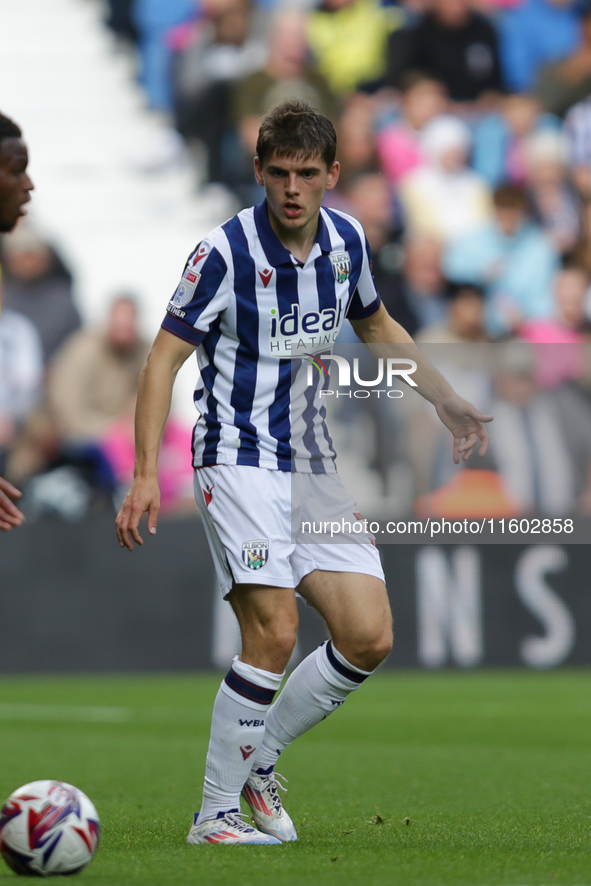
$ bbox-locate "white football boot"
[186,810,281,845]
[242,769,298,842]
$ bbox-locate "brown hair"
[493,184,529,211]
[256,100,337,169]
[399,70,446,95]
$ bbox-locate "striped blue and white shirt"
[161,200,380,472]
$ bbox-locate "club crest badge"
[242,539,269,570]
[329,251,351,284]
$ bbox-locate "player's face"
[0,138,33,233]
[254,152,339,237]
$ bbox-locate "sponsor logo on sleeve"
[167,304,187,319]
[191,243,211,267]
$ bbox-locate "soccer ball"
[0,780,100,877]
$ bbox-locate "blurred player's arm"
[0,475,24,530]
[350,303,493,463]
[115,329,195,550]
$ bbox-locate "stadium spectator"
[519,266,589,343]
[233,10,339,149]
[564,94,591,197]
[333,171,406,487]
[472,93,560,188]
[380,0,503,104]
[172,0,266,185]
[567,196,591,272]
[0,224,81,364]
[517,266,589,388]
[376,73,447,186]
[329,94,379,197]
[231,10,338,201]
[444,184,559,336]
[417,282,491,343]
[7,296,151,515]
[489,344,591,514]
[101,404,195,514]
[386,236,447,335]
[398,114,492,242]
[0,309,43,474]
[340,171,403,302]
[306,0,404,96]
[132,0,197,110]
[535,7,591,116]
[523,129,581,254]
[47,295,149,447]
[499,0,581,93]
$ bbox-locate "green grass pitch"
[0,671,590,886]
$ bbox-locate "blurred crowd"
[0,226,195,520]
[103,0,591,346]
[103,0,591,519]
[4,0,591,520]
[328,339,591,520]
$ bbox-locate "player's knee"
[370,626,394,666]
[239,623,296,673]
[269,626,298,664]
[345,625,393,672]
[253,618,297,669]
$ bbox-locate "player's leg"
[300,569,393,670]
[251,570,392,773]
[188,465,299,844]
[188,583,298,844]
[243,474,391,835]
[229,583,299,673]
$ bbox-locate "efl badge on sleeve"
[171,269,200,307]
[242,539,269,570]
[329,251,351,284]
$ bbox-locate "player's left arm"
[350,303,493,463]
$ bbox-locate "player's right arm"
[115,328,196,551]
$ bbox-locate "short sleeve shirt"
[162,201,380,472]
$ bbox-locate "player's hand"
[0,475,24,531]
[435,395,494,464]
[115,476,161,551]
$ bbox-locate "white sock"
[198,656,284,823]
[253,641,372,773]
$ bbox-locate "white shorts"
[194,465,385,596]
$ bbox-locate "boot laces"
[263,771,288,813]
[223,811,257,832]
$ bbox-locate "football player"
[0,111,34,530]
[116,100,492,845]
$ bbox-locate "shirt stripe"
[162,201,380,472]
